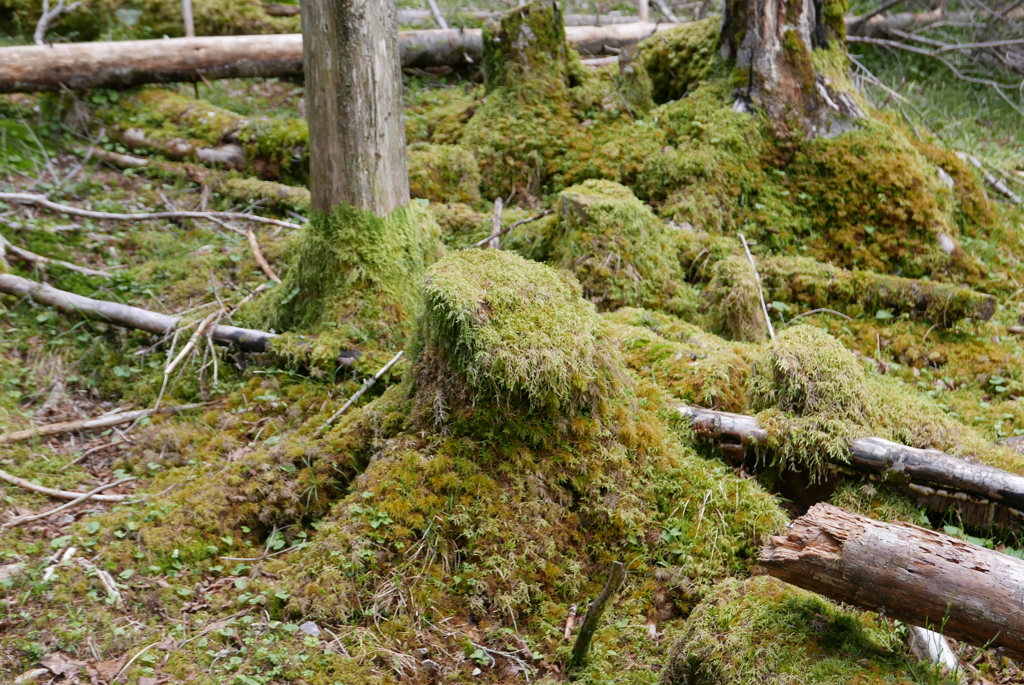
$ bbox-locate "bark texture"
[0,25,673,93]
[761,503,1024,660]
[302,0,408,215]
[722,0,862,135]
[677,404,1024,513]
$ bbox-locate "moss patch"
[407,143,482,204]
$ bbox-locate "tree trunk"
[677,404,1024,518]
[0,25,675,94]
[302,0,408,215]
[721,0,862,136]
[761,503,1024,660]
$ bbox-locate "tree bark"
[0,25,674,94]
[677,404,1024,512]
[302,0,407,215]
[722,0,863,135]
[761,503,1024,660]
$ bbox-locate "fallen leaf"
[41,651,85,677]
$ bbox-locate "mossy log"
[0,24,675,93]
[761,503,1024,660]
[678,404,1024,511]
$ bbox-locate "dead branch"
[0,403,206,447]
[677,404,1024,511]
[486,197,503,250]
[569,561,626,671]
[739,233,775,340]
[652,0,681,23]
[4,478,137,528]
[761,503,1024,660]
[247,229,281,283]
[318,350,405,433]
[426,0,448,29]
[0,192,301,230]
[0,273,278,351]
[0,468,127,502]
[955,152,1022,203]
[33,0,81,46]
[76,557,122,604]
[471,209,554,248]
[0,232,113,279]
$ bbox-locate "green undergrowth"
[661,575,937,685]
[0,0,298,42]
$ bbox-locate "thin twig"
[0,192,301,230]
[3,478,137,528]
[0,403,206,446]
[0,232,113,278]
[318,351,404,433]
[782,308,854,326]
[472,209,554,248]
[0,468,128,502]
[247,228,281,283]
[850,0,905,29]
[738,234,776,340]
[34,0,81,46]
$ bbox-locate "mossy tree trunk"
[483,0,571,93]
[720,0,862,136]
[302,0,409,215]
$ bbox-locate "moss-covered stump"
[702,256,770,343]
[482,0,570,94]
[276,251,785,679]
[242,201,443,374]
[406,143,481,204]
[546,180,698,316]
[661,576,922,685]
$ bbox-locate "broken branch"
[0,232,113,279]
[0,403,207,447]
[569,561,626,671]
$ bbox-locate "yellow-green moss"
[703,256,767,343]
[407,143,482,204]
[636,17,721,104]
[662,576,922,685]
[546,180,698,317]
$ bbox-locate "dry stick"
[0,273,278,352]
[0,232,113,279]
[486,197,503,249]
[738,234,776,340]
[182,0,195,37]
[33,0,81,45]
[652,0,680,22]
[426,0,448,29]
[0,402,206,447]
[77,557,123,604]
[569,561,626,671]
[318,351,404,433]
[246,228,281,283]
[850,0,905,30]
[3,478,138,528]
[0,192,301,230]
[471,209,554,248]
[0,468,127,502]
[955,152,1022,204]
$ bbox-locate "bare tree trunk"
[761,503,1024,660]
[182,0,195,37]
[302,0,409,215]
[722,0,863,135]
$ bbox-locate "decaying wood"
[569,561,626,671]
[0,192,300,230]
[0,274,278,352]
[0,24,675,93]
[761,503,1024,660]
[0,467,127,503]
[0,403,207,447]
[4,478,137,528]
[677,404,1024,511]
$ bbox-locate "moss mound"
[244,202,442,373]
[661,576,920,685]
[702,255,768,342]
[545,180,698,316]
[416,249,622,414]
[406,143,482,204]
[635,16,721,104]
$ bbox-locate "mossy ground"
[3,8,1024,685]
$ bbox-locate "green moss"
[636,17,721,104]
[829,481,930,525]
[702,256,768,343]
[482,0,570,94]
[545,180,697,316]
[662,576,921,685]
[782,30,816,96]
[243,201,442,374]
[407,143,482,204]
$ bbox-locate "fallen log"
[761,503,1024,660]
[677,404,1024,511]
[0,273,276,352]
[0,24,674,93]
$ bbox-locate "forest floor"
[2,8,1024,685]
